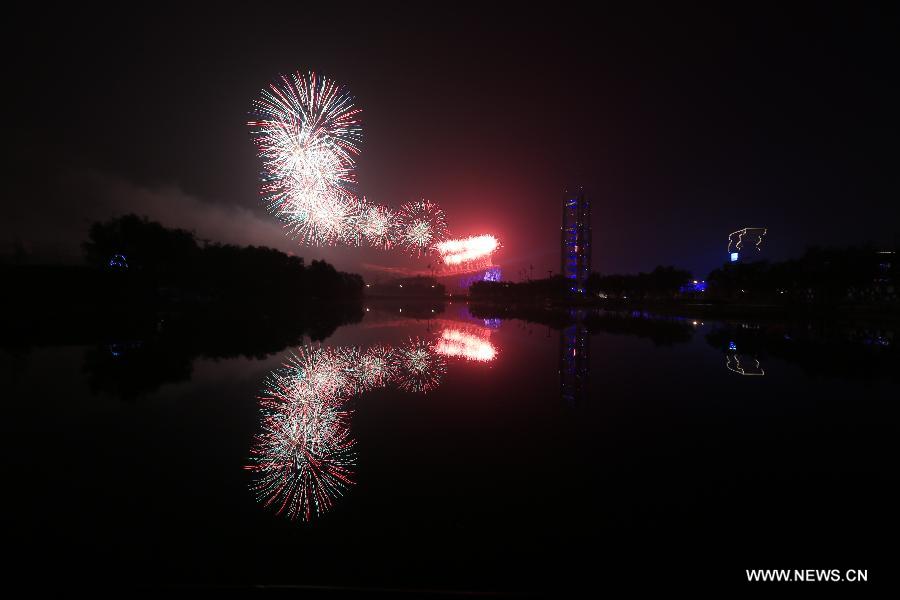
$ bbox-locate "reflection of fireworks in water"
[248,330,494,521]
[247,404,356,522]
[356,344,398,390]
[395,337,446,393]
[433,327,498,362]
[398,200,449,256]
[277,347,355,402]
[246,349,357,522]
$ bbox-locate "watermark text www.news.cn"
[746,569,867,583]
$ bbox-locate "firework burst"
[359,201,400,250]
[397,200,449,256]
[249,71,363,245]
[248,70,502,258]
[249,71,361,193]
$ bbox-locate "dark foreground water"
[2,303,897,591]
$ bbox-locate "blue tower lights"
[561,188,592,293]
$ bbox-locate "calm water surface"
[3,304,897,590]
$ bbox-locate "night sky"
[7,3,899,280]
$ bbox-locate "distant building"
[561,188,592,292]
[439,266,501,293]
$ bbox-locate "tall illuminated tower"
[561,188,592,291]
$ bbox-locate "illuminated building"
[561,188,591,292]
[437,266,501,293]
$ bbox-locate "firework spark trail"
[249,70,499,257]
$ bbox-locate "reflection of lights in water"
[276,347,355,402]
[108,254,129,269]
[108,340,142,357]
[355,344,397,390]
[248,328,489,521]
[247,353,357,522]
[726,354,765,376]
[559,323,590,405]
[247,403,356,522]
[433,327,497,362]
[725,340,764,375]
[394,337,446,393]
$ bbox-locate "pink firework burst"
[397,199,449,256]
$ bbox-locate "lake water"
[3,303,896,590]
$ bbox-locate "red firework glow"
[436,234,499,269]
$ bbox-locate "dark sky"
[7,2,900,279]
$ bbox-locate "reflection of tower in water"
[559,319,590,404]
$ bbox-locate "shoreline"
[462,296,900,323]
